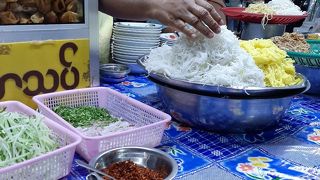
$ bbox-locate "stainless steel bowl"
[137,56,311,133]
[295,64,320,95]
[100,63,130,79]
[155,81,292,133]
[240,22,286,40]
[87,147,178,180]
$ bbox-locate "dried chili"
[102,160,167,180]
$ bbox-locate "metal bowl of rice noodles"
[138,56,309,98]
[137,26,310,133]
[138,56,309,133]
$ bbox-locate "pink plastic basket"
[33,87,171,161]
[0,101,81,180]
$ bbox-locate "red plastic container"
[221,7,308,24]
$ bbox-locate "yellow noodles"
[244,3,275,28]
[245,3,275,14]
[240,39,301,87]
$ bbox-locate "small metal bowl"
[87,147,178,180]
[100,63,130,79]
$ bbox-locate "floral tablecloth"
[66,75,320,180]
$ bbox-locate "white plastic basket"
[33,87,171,161]
[0,101,81,180]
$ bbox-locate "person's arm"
[99,0,224,38]
[207,0,226,22]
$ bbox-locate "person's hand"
[149,0,225,38]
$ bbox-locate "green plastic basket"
[287,40,320,67]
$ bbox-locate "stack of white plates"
[111,22,162,74]
[160,33,179,47]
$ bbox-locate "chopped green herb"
[53,106,119,127]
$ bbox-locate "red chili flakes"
[102,160,167,180]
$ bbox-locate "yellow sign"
[0,39,90,108]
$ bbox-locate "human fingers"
[196,0,224,25]
[156,11,196,38]
[187,1,221,34]
[179,11,215,38]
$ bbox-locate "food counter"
[68,75,320,180]
[1,0,320,179]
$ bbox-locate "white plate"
[114,26,161,32]
[113,28,161,34]
[113,57,138,64]
[114,22,163,29]
[113,40,159,47]
[113,59,137,64]
[113,35,159,42]
[113,45,158,51]
[112,37,159,44]
[113,53,141,59]
[112,49,152,55]
[113,31,160,38]
[112,49,148,56]
[113,34,159,40]
[112,42,159,49]
[112,46,153,53]
[113,43,158,49]
[111,49,150,56]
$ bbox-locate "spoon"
[75,159,116,180]
[87,172,105,180]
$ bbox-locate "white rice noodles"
[143,26,265,88]
[268,0,305,15]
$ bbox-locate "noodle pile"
[244,3,275,27]
[245,0,304,15]
[240,39,301,87]
[244,0,305,27]
[271,33,310,53]
[268,0,305,16]
[143,26,265,88]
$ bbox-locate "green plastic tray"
[287,40,320,67]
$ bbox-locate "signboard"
[0,39,90,108]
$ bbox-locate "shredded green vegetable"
[53,106,119,127]
[0,107,59,168]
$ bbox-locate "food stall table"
[67,75,320,180]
